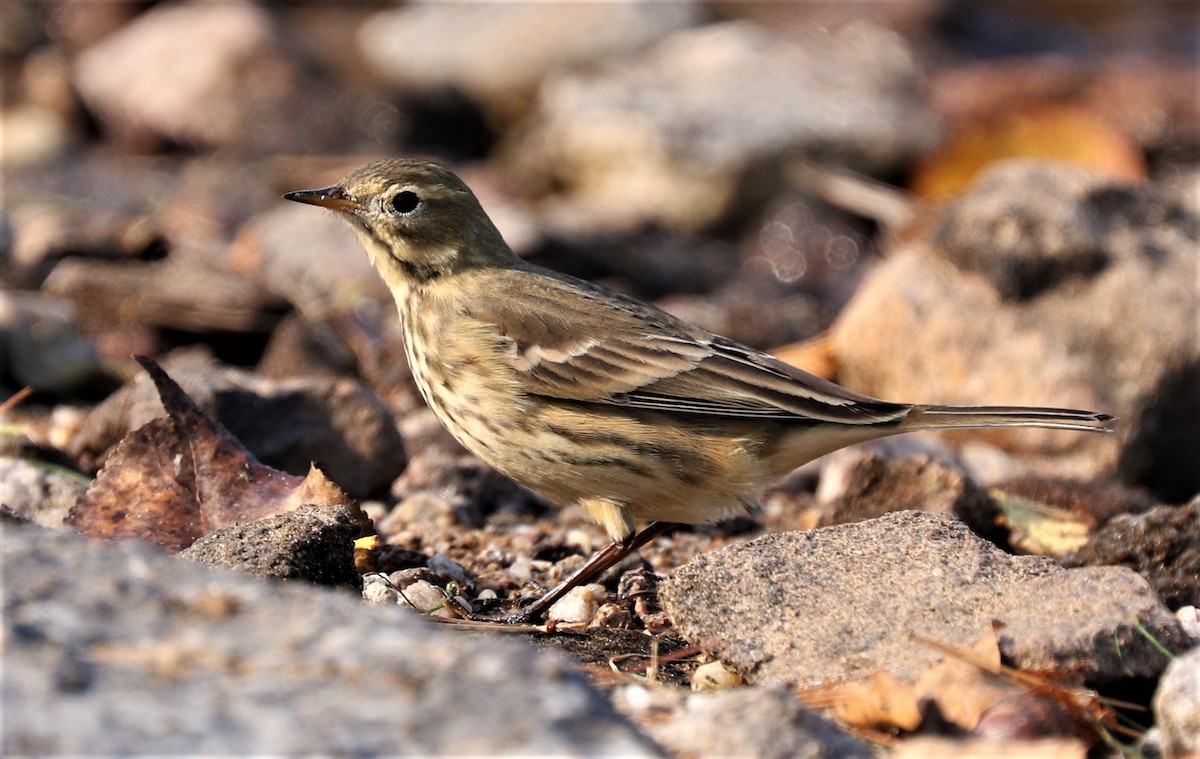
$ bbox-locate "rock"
[0,291,105,393]
[648,686,873,759]
[547,583,607,626]
[178,503,362,589]
[1065,499,1200,609]
[661,511,1186,688]
[8,201,163,286]
[255,312,359,381]
[42,254,288,335]
[831,162,1199,499]
[1152,646,1200,758]
[690,660,744,692]
[72,0,393,154]
[230,201,387,304]
[358,2,700,122]
[74,0,276,149]
[0,456,87,528]
[391,578,458,620]
[506,21,937,232]
[1179,606,1200,642]
[821,453,1002,543]
[70,360,405,499]
[387,446,552,532]
[361,573,402,607]
[814,435,965,503]
[2,521,661,756]
[0,104,75,167]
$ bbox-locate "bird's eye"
[391,190,421,214]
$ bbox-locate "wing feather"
[472,269,910,425]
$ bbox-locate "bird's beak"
[283,186,362,214]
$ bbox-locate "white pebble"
[691,660,744,691]
[361,576,400,606]
[546,583,608,625]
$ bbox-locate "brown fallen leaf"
[796,669,922,732]
[911,104,1145,199]
[912,627,1023,732]
[68,356,362,552]
[911,627,1133,745]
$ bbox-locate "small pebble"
[547,583,608,625]
[427,553,472,590]
[507,555,534,582]
[591,602,633,629]
[362,575,400,607]
[691,660,744,692]
[399,579,457,619]
[1176,606,1199,641]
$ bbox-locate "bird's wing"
[474,270,909,425]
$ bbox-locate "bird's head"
[284,159,514,289]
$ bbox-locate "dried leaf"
[911,628,1109,742]
[67,416,200,552]
[68,356,360,552]
[913,628,1013,731]
[991,490,1091,557]
[911,104,1145,199]
[797,670,922,731]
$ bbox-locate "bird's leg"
[503,521,677,624]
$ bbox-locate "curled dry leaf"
[796,670,922,732]
[68,356,361,552]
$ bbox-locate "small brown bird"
[286,159,1114,622]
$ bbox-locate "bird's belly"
[438,393,766,529]
[401,309,767,529]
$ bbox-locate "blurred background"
[1,1,1197,503]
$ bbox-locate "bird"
[285,158,1115,623]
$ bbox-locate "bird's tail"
[903,405,1117,433]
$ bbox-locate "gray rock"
[0,291,102,392]
[832,162,1199,498]
[2,522,662,756]
[358,2,700,121]
[0,456,87,527]
[7,199,160,284]
[72,0,394,153]
[70,360,405,499]
[74,0,278,148]
[507,21,937,231]
[230,201,386,306]
[42,255,288,335]
[1065,499,1200,609]
[178,503,362,589]
[662,511,1186,687]
[648,685,872,759]
[1152,646,1200,758]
